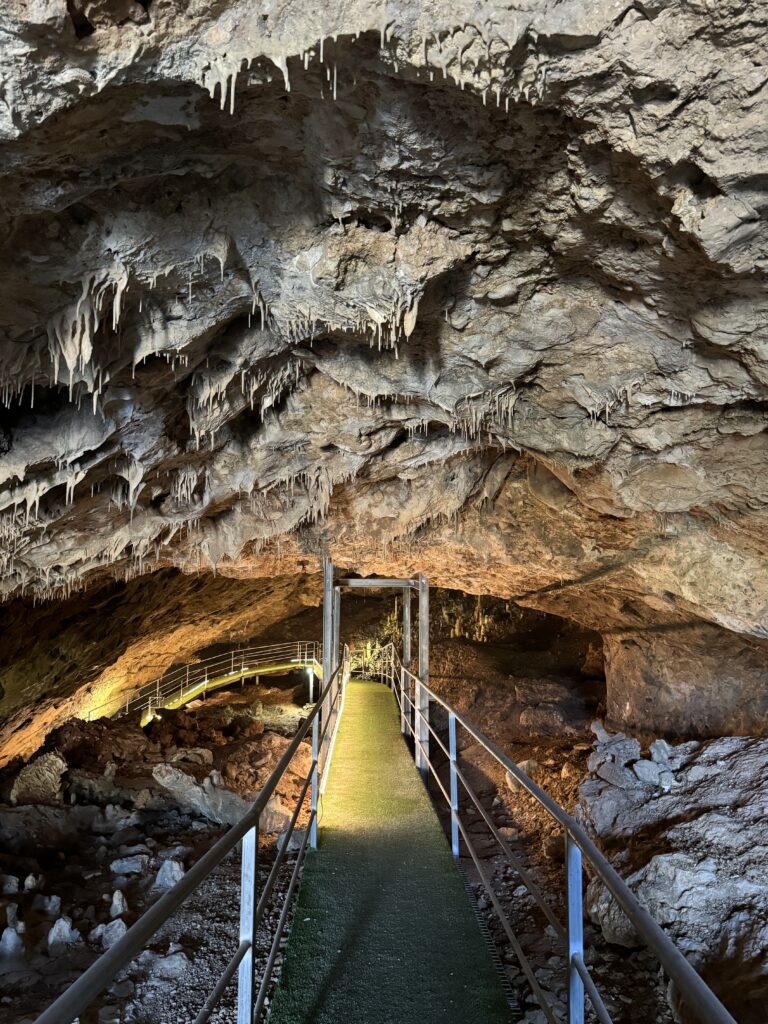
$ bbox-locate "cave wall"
[0,569,319,767]
[604,626,768,737]
[0,2,765,738]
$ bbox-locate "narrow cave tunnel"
[0,5,766,1024]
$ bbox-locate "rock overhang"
[0,2,766,739]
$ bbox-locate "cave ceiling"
[0,1,766,668]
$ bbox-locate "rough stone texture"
[0,3,766,746]
[152,858,184,890]
[47,916,82,953]
[8,753,67,806]
[90,918,128,951]
[110,854,149,875]
[0,569,318,765]
[579,728,768,1024]
[604,625,768,736]
[152,762,290,831]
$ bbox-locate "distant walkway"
[268,679,512,1024]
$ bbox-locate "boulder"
[0,926,24,959]
[90,918,128,950]
[154,950,189,980]
[0,804,100,851]
[579,733,768,1022]
[151,763,252,826]
[10,753,68,805]
[109,855,149,875]
[152,859,185,890]
[45,718,149,769]
[48,916,82,953]
[110,890,128,918]
[0,875,19,896]
[32,893,61,916]
[518,704,569,736]
[151,763,291,831]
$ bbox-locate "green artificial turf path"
[268,679,513,1024]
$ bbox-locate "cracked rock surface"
[579,727,768,1024]
[0,7,766,737]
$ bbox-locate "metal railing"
[366,642,737,1024]
[86,640,322,722]
[35,644,350,1024]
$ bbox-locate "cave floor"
[267,679,513,1024]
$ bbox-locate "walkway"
[268,679,513,1024]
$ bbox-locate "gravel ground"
[119,839,294,1024]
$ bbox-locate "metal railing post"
[236,823,259,1024]
[448,711,460,857]
[400,665,407,734]
[416,574,430,779]
[402,586,411,670]
[322,557,334,721]
[566,831,585,1024]
[332,585,341,678]
[310,713,319,849]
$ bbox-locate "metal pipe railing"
[34,646,350,1024]
[370,642,738,1024]
[86,640,322,722]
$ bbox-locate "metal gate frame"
[324,558,430,778]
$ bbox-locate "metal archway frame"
[324,558,430,777]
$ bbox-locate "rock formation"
[0,7,766,1019]
[0,2,766,747]
[579,725,768,1023]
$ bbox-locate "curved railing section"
[36,646,351,1024]
[365,642,737,1024]
[86,640,322,724]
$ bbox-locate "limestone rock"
[632,760,662,787]
[579,735,768,1022]
[32,893,62,916]
[109,890,128,919]
[154,951,190,980]
[151,764,253,827]
[276,828,306,855]
[0,926,24,959]
[47,916,82,953]
[152,859,185,891]
[506,759,546,791]
[0,2,766,765]
[9,753,67,806]
[109,855,149,875]
[90,918,128,951]
[169,748,214,767]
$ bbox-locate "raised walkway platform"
[268,679,513,1024]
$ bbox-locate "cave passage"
[1,5,766,1024]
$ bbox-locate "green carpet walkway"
[267,679,513,1024]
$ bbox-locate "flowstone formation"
[0,3,767,736]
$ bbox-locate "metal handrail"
[368,642,738,1024]
[35,645,351,1024]
[86,639,322,722]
